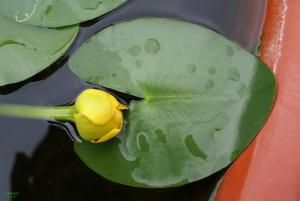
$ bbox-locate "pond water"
[0,0,267,200]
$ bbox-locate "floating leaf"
[69,18,276,188]
[0,16,78,86]
[0,0,126,27]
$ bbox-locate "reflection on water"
[50,121,82,143]
[0,0,266,200]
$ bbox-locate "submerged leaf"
[69,18,276,188]
[0,16,78,86]
[0,0,126,27]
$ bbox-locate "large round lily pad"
[0,0,126,27]
[0,16,78,86]
[69,18,276,188]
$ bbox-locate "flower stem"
[0,103,75,122]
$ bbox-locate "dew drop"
[137,132,150,152]
[127,45,141,57]
[155,128,166,143]
[205,79,214,89]
[225,46,234,57]
[144,39,160,54]
[227,67,240,81]
[184,135,207,160]
[135,60,142,68]
[208,66,216,75]
[186,64,196,73]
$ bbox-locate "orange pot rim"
[215,0,300,200]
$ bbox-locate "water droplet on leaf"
[44,5,52,15]
[184,135,207,160]
[144,39,160,54]
[214,128,222,132]
[127,45,141,57]
[155,128,166,143]
[208,66,216,75]
[227,67,240,81]
[186,64,196,73]
[137,132,150,152]
[225,46,234,57]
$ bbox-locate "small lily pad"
[0,0,126,27]
[69,18,276,188]
[0,16,78,86]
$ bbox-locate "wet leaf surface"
[0,16,78,86]
[69,18,276,188]
[0,0,126,27]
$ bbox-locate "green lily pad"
[69,18,276,188]
[0,16,78,86]
[0,0,126,27]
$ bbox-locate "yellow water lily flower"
[74,89,128,143]
[0,88,127,143]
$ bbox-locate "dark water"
[0,0,267,200]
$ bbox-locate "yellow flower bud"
[73,89,128,143]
